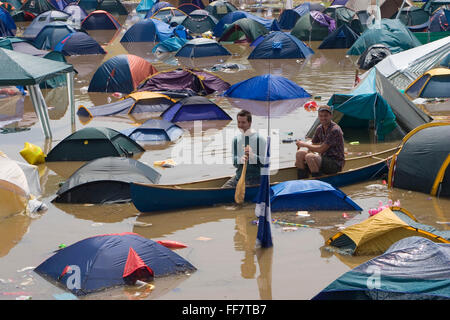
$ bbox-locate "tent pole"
[35,85,52,139]
[66,71,76,132]
[27,85,49,139]
[395,0,407,20]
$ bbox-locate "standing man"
[295,105,345,178]
[222,110,266,188]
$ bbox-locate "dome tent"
[22,10,70,39]
[120,18,174,42]
[278,2,325,30]
[218,17,269,43]
[81,10,121,30]
[45,127,145,161]
[248,31,314,59]
[205,0,236,20]
[318,23,359,49]
[54,31,106,56]
[32,22,76,50]
[161,96,231,122]
[121,119,184,142]
[213,10,280,37]
[175,38,230,58]
[291,10,336,41]
[404,67,450,99]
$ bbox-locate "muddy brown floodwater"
[0,0,449,301]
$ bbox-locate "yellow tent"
[326,207,450,255]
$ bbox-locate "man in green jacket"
[222,110,266,188]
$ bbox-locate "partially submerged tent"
[0,152,42,216]
[322,68,432,141]
[54,31,106,56]
[21,0,56,16]
[52,157,161,203]
[213,10,280,37]
[248,31,314,59]
[347,19,421,55]
[278,2,325,30]
[397,6,430,26]
[63,4,88,26]
[33,22,76,50]
[22,10,70,38]
[121,119,184,142]
[137,68,231,96]
[145,1,171,18]
[150,6,186,23]
[314,236,450,300]
[270,180,362,212]
[175,38,231,57]
[218,17,269,43]
[357,44,391,70]
[326,207,450,255]
[120,18,174,42]
[45,127,145,161]
[34,232,196,295]
[88,54,158,94]
[318,23,359,49]
[96,0,128,15]
[81,10,121,30]
[205,0,236,20]
[322,4,356,27]
[161,96,231,122]
[178,9,218,34]
[291,10,336,41]
[404,67,450,99]
[77,91,175,119]
[152,36,188,53]
[388,122,450,197]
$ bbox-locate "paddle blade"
[234,161,247,204]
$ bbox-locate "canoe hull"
[130,158,390,213]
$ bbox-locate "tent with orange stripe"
[88,54,157,94]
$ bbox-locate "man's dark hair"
[237,110,252,123]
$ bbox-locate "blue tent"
[54,32,106,55]
[269,180,362,211]
[81,10,121,30]
[152,36,187,53]
[136,0,156,13]
[34,232,196,296]
[313,237,450,300]
[0,18,13,36]
[318,23,359,49]
[223,74,311,101]
[248,31,314,59]
[33,22,76,50]
[122,119,184,142]
[120,18,174,42]
[277,2,324,30]
[161,96,231,122]
[175,38,230,57]
[22,10,70,39]
[0,6,16,32]
[213,10,280,37]
[144,1,171,18]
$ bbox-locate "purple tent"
[311,10,336,33]
[330,0,348,5]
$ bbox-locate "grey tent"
[52,157,161,203]
[357,44,391,69]
[22,10,70,39]
[0,47,75,138]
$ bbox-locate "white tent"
[0,152,42,216]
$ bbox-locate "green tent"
[218,18,268,43]
[347,19,421,55]
[290,11,335,41]
[396,6,430,26]
[322,5,355,27]
[0,47,75,138]
[45,127,145,161]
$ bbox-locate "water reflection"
[177,55,232,69]
[53,202,139,223]
[0,214,32,258]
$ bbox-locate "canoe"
[130,146,399,213]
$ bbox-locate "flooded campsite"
[0,0,450,302]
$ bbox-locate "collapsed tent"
[213,10,280,37]
[88,54,158,93]
[34,232,196,296]
[161,96,231,122]
[314,236,450,300]
[175,38,231,57]
[248,31,314,59]
[122,119,184,142]
[388,122,450,197]
[152,36,187,53]
[33,22,76,50]
[137,68,231,96]
[404,67,450,99]
[291,10,336,41]
[81,10,121,30]
[278,2,325,30]
[22,10,70,38]
[49,0,67,11]
[52,157,161,203]
[45,127,145,161]
[54,31,106,55]
[318,23,359,49]
[347,19,421,55]
[218,17,269,43]
[357,44,391,70]
[21,0,56,16]
[326,207,450,255]
[321,68,432,141]
[205,0,237,20]
[120,18,174,42]
[322,4,356,27]
[372,35,450,90]
[63,3,88,26]
[270,180,362,212]
[0,152,42,216]
[78,92,175,120]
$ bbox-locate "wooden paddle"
[234,158,247,204]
